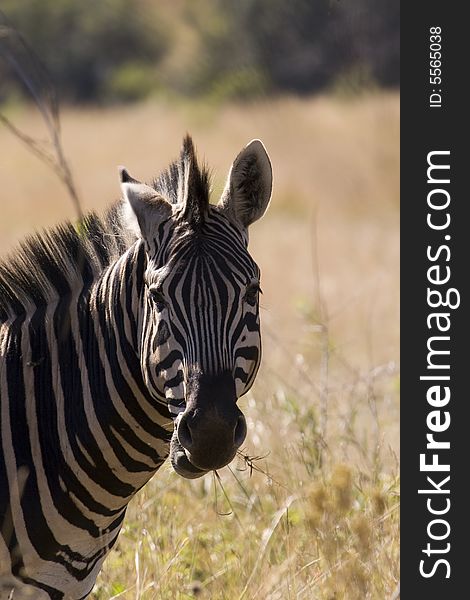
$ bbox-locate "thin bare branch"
[0,11,82,220]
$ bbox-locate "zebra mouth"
[170,432,208,479]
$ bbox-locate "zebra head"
[120,137,272,478]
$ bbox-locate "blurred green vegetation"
[0,0,399,104]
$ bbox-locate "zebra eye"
[244,282,262,306]
[148,287,167,309]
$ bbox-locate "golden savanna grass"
[0,93,399,598]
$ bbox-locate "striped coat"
[0,136,272,598]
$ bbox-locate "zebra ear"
[218,140,272,228]
[120,167,172,241]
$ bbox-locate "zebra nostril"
[234,415,247,448]
[177,415,193,451]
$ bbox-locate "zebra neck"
[0,241,174,580]
[79,241,172,508]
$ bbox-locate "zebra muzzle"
[173,406,246,473]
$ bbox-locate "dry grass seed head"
[330,464,353,513]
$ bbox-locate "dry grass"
[0,93,399,598]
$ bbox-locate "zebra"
[0,135,272,599]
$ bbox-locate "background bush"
[0,0,168,102]
[0,0,399,104]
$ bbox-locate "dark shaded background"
[1,0,399,104]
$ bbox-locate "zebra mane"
[152,135,210,227]
[0,204,135,322]
[0,136,211,322]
